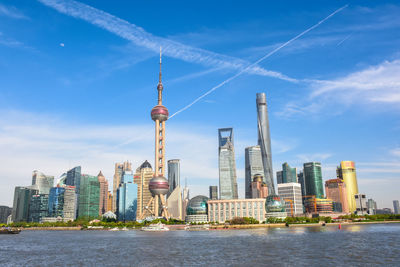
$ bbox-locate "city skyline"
[0,0,400,208]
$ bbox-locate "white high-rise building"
[32,170,54,195]
[277,183,303,216]
[62,186,76,222]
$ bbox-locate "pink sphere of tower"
[149,175,169,196]
[151,105,169,122]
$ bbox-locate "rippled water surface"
[1,224,400,266]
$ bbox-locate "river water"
[0,224,399,266]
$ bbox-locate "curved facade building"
[32,170,54,195]
[337,161,358,213]
[256,93,275,195]
[186,195,209,223]
[265,195,287,219]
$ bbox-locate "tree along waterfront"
[3,214,400,228]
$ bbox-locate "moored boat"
[141,222,169,231]
[0,228,21,234]
[184,224,210,231]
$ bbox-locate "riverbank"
[15,220,400,231]
[210,220,400,229]
[22,227,82,231]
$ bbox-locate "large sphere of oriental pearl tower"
[151,105,169,122]
[149,175,169,196]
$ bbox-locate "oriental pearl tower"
[148,48,170,219]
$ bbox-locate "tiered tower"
[146,48,170,218]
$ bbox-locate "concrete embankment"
[17,221,400,231]
[22,226,82,230]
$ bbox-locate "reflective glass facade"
[297,171,306,198]
[66,166,81,194]
[29,194,49,222]
[245,145,264,199]
[117,172,138,221]
[303,162,324,199]
[187,195,209,215]
[256,93,275,195]
[394,200,400,215]
[12,186,38,222]
[209,186,218,200]
[48,187,65,217]
[337,161,358,213]
[218,128,238,200]
[78,175,100,218]
[167,159,180,197]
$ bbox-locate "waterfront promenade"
[1,224,399,266]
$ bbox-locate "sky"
[0,0,399,209]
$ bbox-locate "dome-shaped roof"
[265,194,286,213]
[187,195,209,215]
[140,160,152,170]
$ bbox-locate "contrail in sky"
[169,4,348,119]
[37,0,296,82]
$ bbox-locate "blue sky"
[0,0,399,209]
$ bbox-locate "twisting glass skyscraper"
[256,93,275,195]
[218,128,238,199]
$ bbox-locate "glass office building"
[303,162,324,199]
[245,145,264,199]
[277,163,297,184]
[167,159,180,197]
[209,186,218,200]
[32,170,54,195]
[29,194,49,222]
[78,174,100,218]
[337,161,359,213]
[117,171,138,221]
[48,187,66,217]
[12,186,38,222]
[218,128,238,200]
[66,166,81,195]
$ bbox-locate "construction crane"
[303,195,317,213]
[284,199,294,217]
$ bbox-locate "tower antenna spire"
[159,46,162,84]
[157,46,163,105]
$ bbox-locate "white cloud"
[311,59,400,104]
[277,59,400,118]
[0,110,220,206]
[37,0,296,82]
[60,43,65,47]
[296,153,332,163]
[390,148,400,157]
[0,4,28,19]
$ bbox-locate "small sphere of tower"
[149,175,169,196]
[151,105,169,122]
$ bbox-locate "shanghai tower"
[256,93,275,195]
